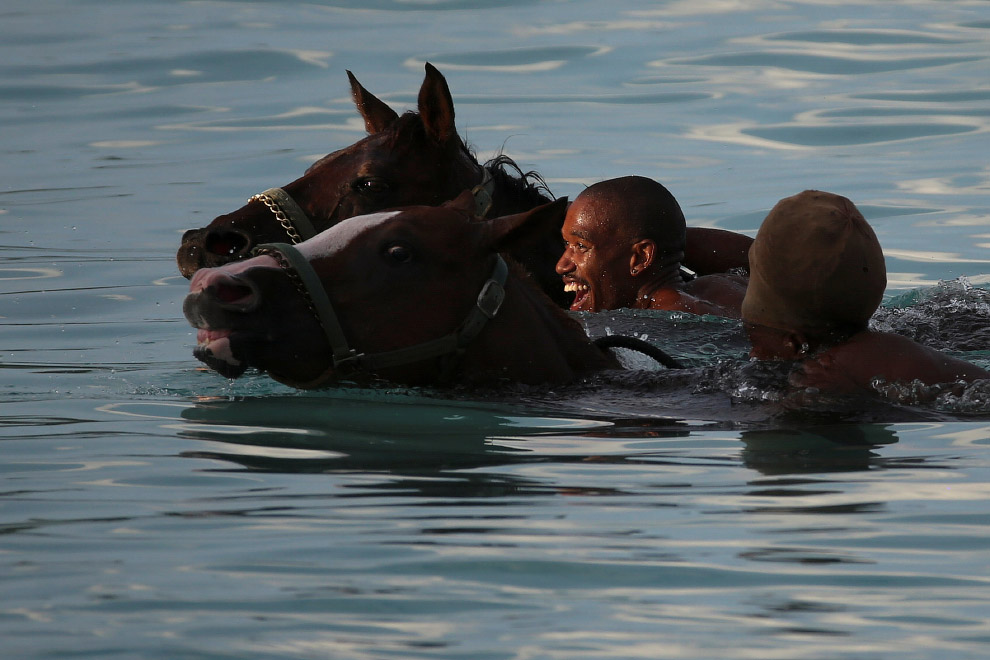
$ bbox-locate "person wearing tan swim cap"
[555,176,749,317]
[743,189,988,393]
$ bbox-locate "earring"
[631,268,638,275]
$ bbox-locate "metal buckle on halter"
[470,169,495,217]
[476,278,505,319]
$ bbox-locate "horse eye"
[385,243,412,264]
[355,177,389,195]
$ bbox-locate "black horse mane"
[480,153,555,215]
[477,152,567,307]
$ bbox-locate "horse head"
[176,64,568,301]
[183,193,614,388]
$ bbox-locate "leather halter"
[252,242,509,382]
[249,169,498,245]
[248,188,318,244]
[469,168,495,217]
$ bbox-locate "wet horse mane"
[481,153,555,213]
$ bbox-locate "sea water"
[2,1,990,658]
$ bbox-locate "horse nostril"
[204,229,252,257]
[210,278,258,311]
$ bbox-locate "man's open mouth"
[563,280,591,311]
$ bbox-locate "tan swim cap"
[742,190,886,337]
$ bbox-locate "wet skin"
[555,194,746,317]
[744,322,990,393]
[556,198,637,312]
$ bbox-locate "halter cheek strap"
[256,242,356,367]
[253,243,509,381]
[248,188,318,244]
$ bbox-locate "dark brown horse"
[183,193,621,388]
[177,63,568,305]
[177,63,752,309]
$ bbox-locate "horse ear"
[347,70,399,134]
[487,197,569,252]
[418,63,457,145]
[444,189,478,214]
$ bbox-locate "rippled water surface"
[3,1,990,658]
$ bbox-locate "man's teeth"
[564,282,589,293]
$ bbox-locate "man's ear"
[629,239,656,276]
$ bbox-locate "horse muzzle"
[187,264,265,314]
[177,225,258,279]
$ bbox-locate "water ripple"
[761,29,968,46]
[2,49,332,87]
[741,121,978,148]
[409,46,609,72]
[5,3,990,659]
[669,52,980,76]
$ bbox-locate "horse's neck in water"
[461,272,618,384]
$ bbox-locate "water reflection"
[174,394,606,468]
[739,424,899,476]
[167,395,927,486]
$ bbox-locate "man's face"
[555,197,634,312]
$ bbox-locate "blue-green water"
[2,1,990,658]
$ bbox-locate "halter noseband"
[252,242,509,383]
[249,170,498,246]
[248,188,318,245]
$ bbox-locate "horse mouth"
[193,327,248,378]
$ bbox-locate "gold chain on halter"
[249,170,492,248]
[254,246,319,322]
[249,192,305,244]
